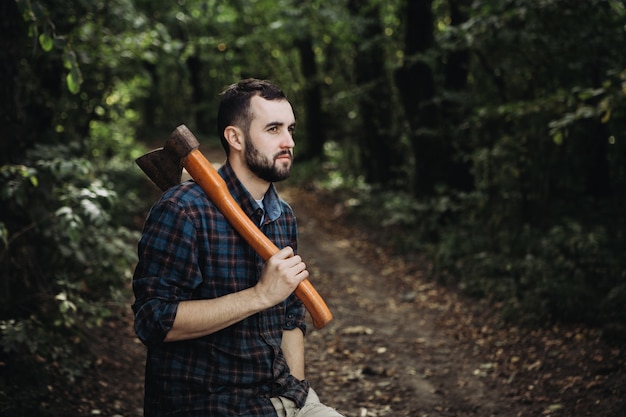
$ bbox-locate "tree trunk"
[442,0,473,191]
[394,0,439,196]
[296,37,325,161]
[187,55,210,135]
[1,0,26,164]
[585,121,611,198]
[348,0,404,186]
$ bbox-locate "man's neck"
[228,156,271,200]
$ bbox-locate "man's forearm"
[164,287,268,342]
[164,247,307,342]
[281,328,305,380]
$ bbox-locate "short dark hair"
[217,78,288,155]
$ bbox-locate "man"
[132,79,344,417]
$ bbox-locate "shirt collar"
[218,161,283,223]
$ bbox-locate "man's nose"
[281,131,295,148]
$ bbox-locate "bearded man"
[132,78,344,417]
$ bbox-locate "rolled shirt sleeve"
[283,293,306,335]
[132,197,202,346]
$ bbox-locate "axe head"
[135,124,200,191]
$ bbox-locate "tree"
[295,35,326,161]
[348,0,405,186]
[440,0,473,191]
[394,0,441,196]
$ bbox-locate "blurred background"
[1,0,626,413]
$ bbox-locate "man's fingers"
[278,255,305,276]
[267,247,308,282]
[271,246,294,261]
[296,267,309,281]
[271,247,304,269]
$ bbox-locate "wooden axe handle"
[184,149,333,329]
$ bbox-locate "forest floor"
[44,175,625,417]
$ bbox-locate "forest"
[1,0,626,415]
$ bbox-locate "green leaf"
[0,222,8,249]
[552,131,563,146]
[66,69,82,94]
[38,32,53,51]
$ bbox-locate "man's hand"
[255,246,309,308]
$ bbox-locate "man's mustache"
[274,150,293,160]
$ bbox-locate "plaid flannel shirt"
[132,161,309,416]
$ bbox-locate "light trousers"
[270,388,345,417]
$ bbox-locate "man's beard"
[244,135,293,183]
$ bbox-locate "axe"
[135,124,333,329]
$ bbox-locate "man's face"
[243,95,296,183]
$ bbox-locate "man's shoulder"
[159,180,211,209]
[278,197,295,215]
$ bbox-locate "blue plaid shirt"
[132,161,309,416]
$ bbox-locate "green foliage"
[1,3,155,411]
[0,144,141,323]
[440,217,623,325]
[17,0,84,94]
[0,316,91,416]
[412,0,626,326]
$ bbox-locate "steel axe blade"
[136,125,201,191]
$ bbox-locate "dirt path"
[60,180,625,417]
[288,187,503,416]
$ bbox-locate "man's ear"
[224,126,244,151]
